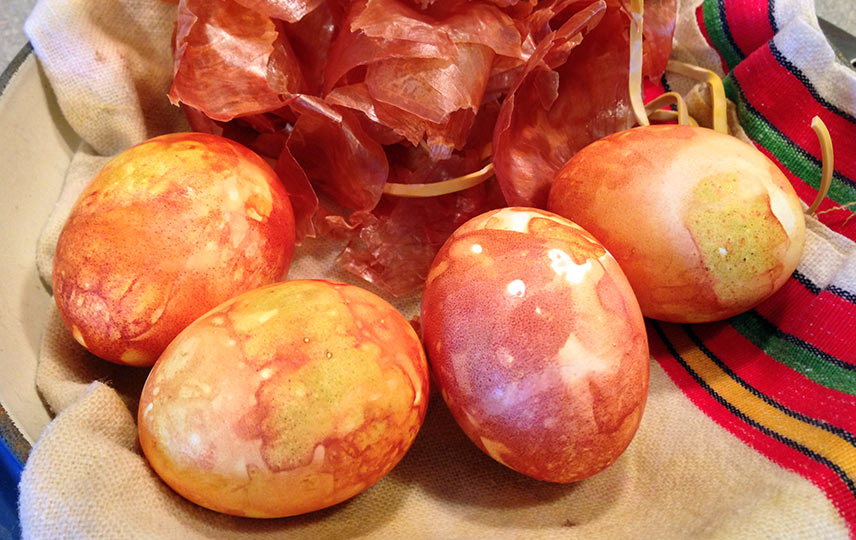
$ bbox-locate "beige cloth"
[19,0,852,538]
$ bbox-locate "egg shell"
[138,279,430,518]
[53,132,296,366]
[548,125,806,323]
[421,207,649,483]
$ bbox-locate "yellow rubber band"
[629,0,649,127]
[644,91,692,127]
[647,109,699,126]
[383,162,495,198]
[807,116,834,215]
[665,60,727,134]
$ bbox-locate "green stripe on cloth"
[730,311,856,395]
[724,75,856,206]
[702,0,744,69]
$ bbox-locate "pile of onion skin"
[50,0,832,521]
[170,0,678,297]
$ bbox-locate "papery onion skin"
[138,280,429,517]
[170,0,293,121]
[492,0,677,209]
[421,207,649,482]
[53,133,295,366]
[548,125,806,323]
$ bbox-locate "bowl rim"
[0,41,37,475]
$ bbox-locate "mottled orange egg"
[548,125,806,323]
[421,208,649,483]
[53,132,295,366]
[138,280,429,518]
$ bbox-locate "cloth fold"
[16,0,856,538]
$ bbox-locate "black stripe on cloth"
[717,0,746,59]
[793,270,822,294]
[828,285,856,305]
[744,310,856,372]
[769,41,856,126]
[728,75,856,191]
[661,72,672,93]
[651,321,856,501]
[768,0,778,33]
[792,270,856,306]
[683,324,856,447]
[659,74,677,111]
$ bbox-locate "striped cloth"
[660,0,856,534]
[17,0,856,537]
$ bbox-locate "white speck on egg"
[312,445,326,465]
[548,249,593,284]
[143,403,153,417]
[471,243,483,254]
[189,433,201,448]
[506,279,526,298]
[246,207,263,222]
[719,247,727,256]
[498,348,515,365]
[259,368,274,380]
[253,309,278,324]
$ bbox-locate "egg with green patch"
[547,125,806,323]
[138,279,430,518]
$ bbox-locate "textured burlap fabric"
[18,0,853,538]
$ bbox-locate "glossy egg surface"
[421,207,649,483]
[138,279,430,518]
[53,132,296,366]
[548,125,806,322]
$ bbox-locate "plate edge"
[0,43,34,97]
[0,41,36,472]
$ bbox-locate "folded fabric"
[17,0,856,538]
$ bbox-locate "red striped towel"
[659,0,856,534]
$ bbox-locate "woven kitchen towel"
[655,0,856,533]
[18,0,856,538]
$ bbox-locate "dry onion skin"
[170,0,678,296]
[53,133,296,366]
[548,125,806,323]
[139,280,429,518]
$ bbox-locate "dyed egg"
[138,280,429,518]
[548,125,806,323]
[53,132,295,366]
[421,208,649,483]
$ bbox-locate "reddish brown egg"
[53,132,295,366]
[138,279,429,518]
[421,207,649,483]
[548,125,806,322]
